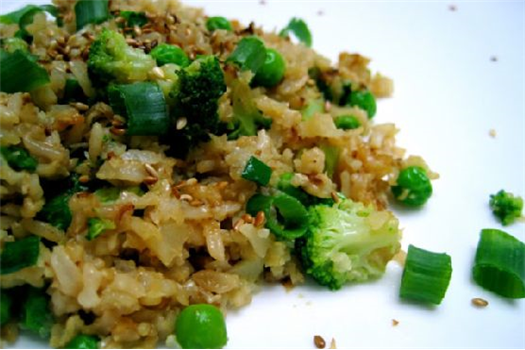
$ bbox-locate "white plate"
[2,0,524,348]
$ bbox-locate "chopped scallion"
[108,82,170,136]
[0,236,40,275]
[87,217,116,241]
[400,244,452,305]
[227,37,267,73]
[246,192,309,240]
[75,0,110,30]
[0,145,38,172]
[119,11,148,28]
[279,18,312,47]
[0,49,50,93]
[473,229,525,298]
[241,156,272,186]
[21,287,53,338]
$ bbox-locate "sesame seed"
[331,191,340,203]
[110,127,126,136]
[329,338,337,349]
[489,129,497,138]
[314,335,326,349]
[176,117,188,130]
[78,175,90,183]
[233,218,245,231]
[133,26,142,36]
[392,319,399,326]
[180,194,193,201]
[254,211,266,227]
[144,163,158,178]
[472,298,489,307]
[143,176,158,185]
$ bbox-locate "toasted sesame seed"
[331,191,340,203]
[190,199,204,206]
[110,127,126,136]
[254,211,265,227]
[126,38,137,45]
[314,335,326,349]
[143,176,158,185]
[329,338,337,349]
[489,129,497,138]
[176,117,188,130]
[324,100,332,112]
[392,319,399,326]
[78,175,90,183]
[144,163,159,178]
[180,194,193,201]
[133,26,142,36]
[185,178,198,186]
[233,218,245,231]
[72,102,89,111]
[241,214,254,224]
[472,298,489,307]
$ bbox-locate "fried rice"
[0,0,437,348]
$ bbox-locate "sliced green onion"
[87,217,116,241]
[21,287,53,338]
[0,49,50,93]
[119,11,148,28]
[0,4,57,25]
[18,5,59,39]
[473,229,525,298]
[227,37,267,73]
[0,236,40,275]
[108,82,170,136]
[279,18,312,47]
[246,192,309,240]
[301,98,324,121]
[321,145,340,177]
[277,172,310,204]
[400,244,452,305]
[62,78,85,103]
[0,291,13,326]
[66,334,100,349]
[334,115,361,130]
[0,145,38,172]
[75,0,110,30]
[241,156,272,186]
[94,187,121,203]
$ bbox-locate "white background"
[2,0,524,348]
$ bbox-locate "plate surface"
[2,0,524,348]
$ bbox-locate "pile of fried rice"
[0,0,437,347]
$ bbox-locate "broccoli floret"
[172,55,226,130]
[87,29,155,85]
[226,78,272,140]
[489,190,523,226]
[166,55,226,156]
[297,198,401,290]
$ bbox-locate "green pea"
[0,291,13,326]
[347,90,376,119]
[175,304,227,349]
[334,115,361,130]
[253,49,286,88]
[150,44,190,67]
[65,334,100,349]
[392,166,433,207]
[206,16,232,32]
